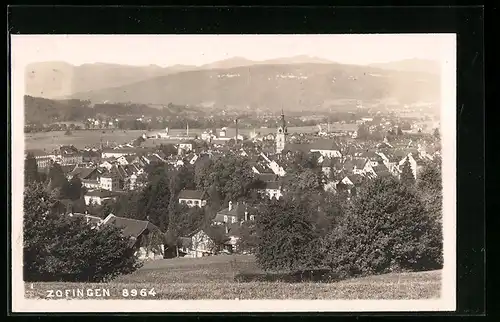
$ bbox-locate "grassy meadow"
[23,126,325,151]
[25,255,442,300]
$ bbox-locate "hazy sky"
[11,34,455,67]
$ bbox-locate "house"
[82,150,101,163]
[99,159,116,171]
[178,190,208,208]
[102,214,165,260]
[67,166,101,181]
[372,163,392,178]
[116,155,137,166]
[25,149,55,169]
[99,173,121,191]
[178,143,193,155]
[258,181,283,200]
[84,189,119,205]
[309,140,342,158]
[56,145,83,165]
[178,229,217,258]
[213,201,246,225]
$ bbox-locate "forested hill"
[23,95,199,124]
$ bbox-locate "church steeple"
[276,107,287,154]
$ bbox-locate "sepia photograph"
[11,34,456,312]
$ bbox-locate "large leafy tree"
[255,199,321,271]
[321,177,442,279]
[23,182,142,282]
[195,154,258,203]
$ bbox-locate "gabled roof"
[309,139,341,151]
[352,158,368,169]
[258,173,279,182]
[347,174,364,186]
[178,189,206,200]
[69,167,98,179]
[263,181,281,190]
[283,143,310,154]
[104,215,162,245]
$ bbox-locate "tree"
[255,199,321,271]
[321,177,442,279]
[196,155,258,203]
[62,175,83,200]
[236,220,258,254]
[416,161,443,268]
[160,144,177,158]
[24,152,39,185]
[282,168,325,199]
[23,182,142,282]
[400,158,415,186]
[47,163,68,192]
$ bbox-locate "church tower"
[275,108,287,154]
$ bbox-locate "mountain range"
[25,56,441,111]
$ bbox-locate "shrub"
[23,183,143,282]
[321,177,442,279]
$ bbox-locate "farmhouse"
[102,214,165,260]
[178,229,215,258]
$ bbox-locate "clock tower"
[275,108,287,154]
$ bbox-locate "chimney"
[244,210,248,222]
[228,201,233,211]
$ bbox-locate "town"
[24,108,442,262]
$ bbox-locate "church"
[275,109,287,154]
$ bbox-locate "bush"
[23,183,143,282]
[321,177,442,279]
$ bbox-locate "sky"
[11,34,455,67]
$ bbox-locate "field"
[24,255,442,300]
[24,126,323,151]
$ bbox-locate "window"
[231,216,236,223]
[250,215,255,221]
[224,215,228,222]
[187,200,192,204]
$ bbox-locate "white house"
[259,181,283,200]
[178,190,207,208]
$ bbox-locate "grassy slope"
[24,255,441,300]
